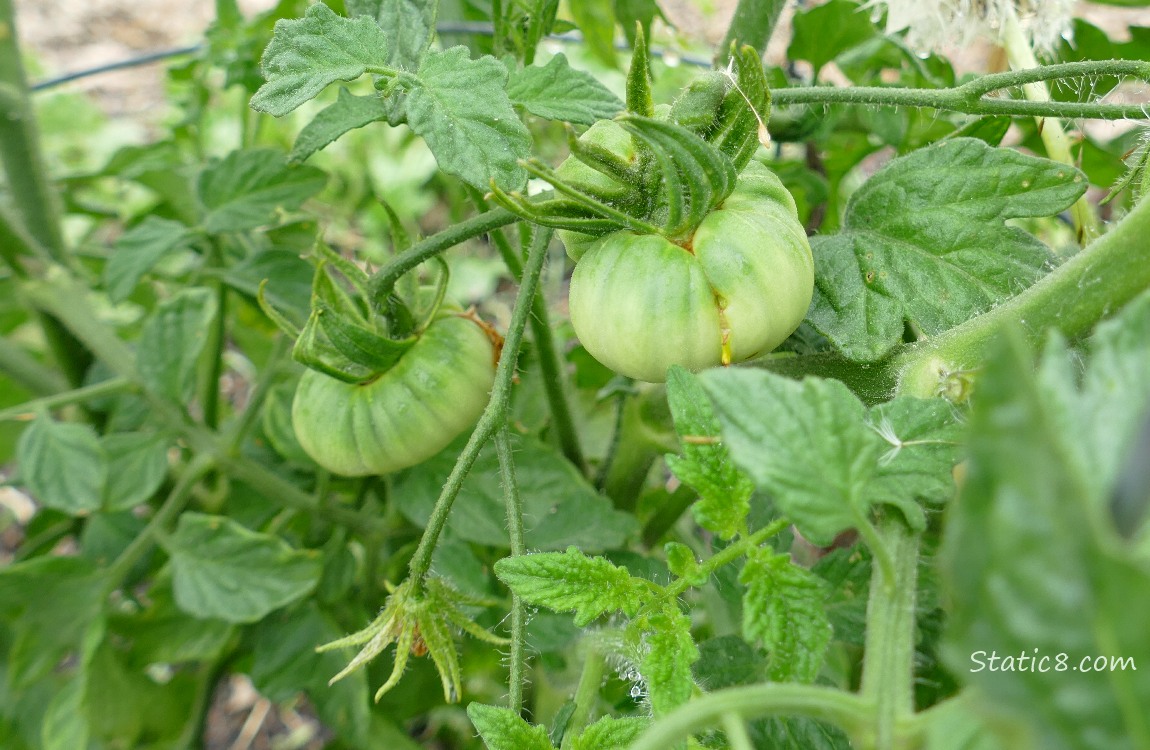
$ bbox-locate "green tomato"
[567,160,814,383]
[292,314,496,476]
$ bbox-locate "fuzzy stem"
[495,426,529,713]
[858,517,919,750]
[406,228,554,593]
[999,9,1100,244]
[627,684,870,750]
[560,646,606,750]
[772,59,1150,120]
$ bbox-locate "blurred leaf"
[0,557,107,686]
[137,288,218,405]
[789,0,876,74]
[109,583,234,665]
[942,302,1150,749]
[104,217,195,302]
[199,149,327,233]
[251,3,393,117]
[569,0,617,65]
[222,248,314,326]
[16,414,106,515]
[102,432,170,511]
[404,47,532,190]
[664,365,753,539]
[808,139,1087,362]
[494,547,649,626]
[507,54,624,124]
[167,513,322,623]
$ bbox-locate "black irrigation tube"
[30,23,711,93]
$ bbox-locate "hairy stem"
[772,59,1150,120]
[368,207,517,306]
[0,334,70,397]
[722,712,756,750]
[560,646,606,750]
[627,684,870,750]
[495,426,529,713]
[406,228,554,593]
[858,516,919,750]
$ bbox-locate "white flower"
[865,0,1075,56]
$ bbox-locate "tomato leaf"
[0,557,107,687]
[942,297,1150,750]
[867,396,963,507]
[699,368,928,544]
[569,0,618,66]
[345,0,436,71]
[15,414,106,515]
[788,0,877,75]
[198,149,327,234]
[808,138,1087,362]
[250,3,394,117]
[102,432,170,511]
[393,434,639,551]
[664,365,753,539]
[494,547,649,626]
[506,54,624,125]
[571,715,649,750]
[167,513,322,623]
[289,87,391,164]
[632,601,699,715]
[137,288,218,405]
[404,47,532,190]
[467,703,553,750]
[104,216,195,302]
[740,547,832,683]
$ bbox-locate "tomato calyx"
[488,36,770,247]
[258,242,465,384]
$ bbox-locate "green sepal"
[312,260,370,325]
[316,299,417,375]
[256,279,302,339]
[711,44,772,172]
[619,115,737,240]
[565,125,642,200]
[668,71,729,135]
[626,24,655,118]
[313,242,372,303]
[292,307,378,384]
[405,255,450,334]
[488,185,627,234]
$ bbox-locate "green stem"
[368,207,517,306]
[104,455,215,591]
[200,257,228,430]
[999,9,1100,243]
[472,191,587,474]
[894,185,1150,397]
[0,376,131,421]
[601,396,662,512]
[406,228,554,593]
[721,712,756,750]
[663,519,788,599]
[0,335,69,397]
[627,684,870,750]
[858,517,919,750]
[0,0,67,261]
[772,59,1150,120]
[223,336,290,454]
[495,426,528,713]
[718,0,787,65]
[559,646,606,750]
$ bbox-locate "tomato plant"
[2,1,1150,749]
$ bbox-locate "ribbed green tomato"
[566,160,814,383]
[292,314,496,476]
